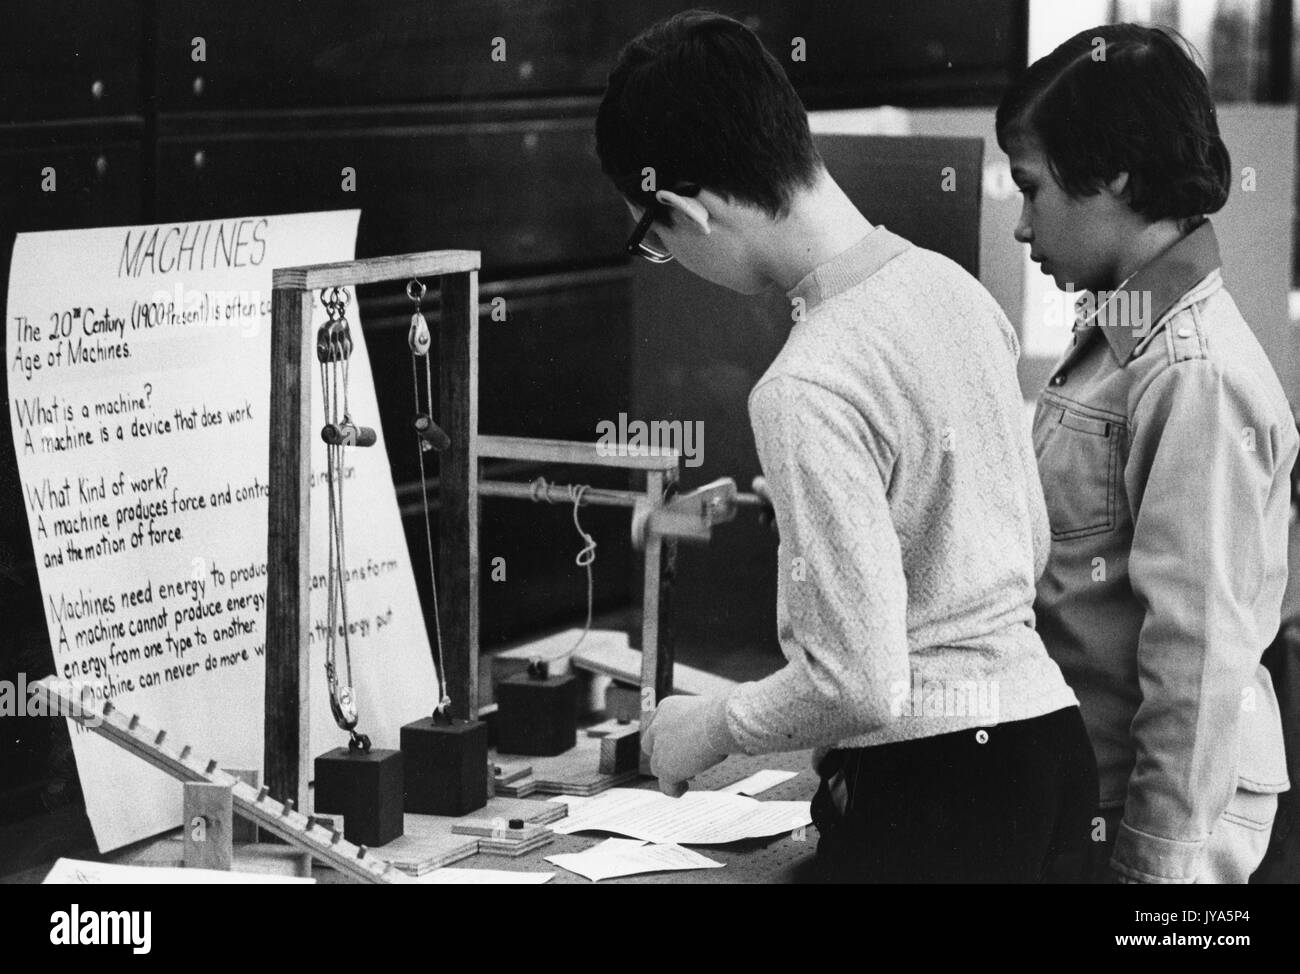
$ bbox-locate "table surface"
[5,750,823,885]
[463,749,822,884]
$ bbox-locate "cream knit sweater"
[724,227,1078,753]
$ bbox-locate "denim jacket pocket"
[1236,664,1291,796]
[1034,398,1121,541]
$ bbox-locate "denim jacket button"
[1177,327,1192,338]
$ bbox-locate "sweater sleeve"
[725,374,910,753]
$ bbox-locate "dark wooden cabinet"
[151,1,1025,112]
[0,132,144,236]
[0,2,146,124]
[154,0,685,110]
[781,0,1029,106]
[154,113,626,274]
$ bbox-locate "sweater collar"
[785,226,912,313]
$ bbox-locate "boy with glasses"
[598,11,1095,882]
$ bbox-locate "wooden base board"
[372,819,480,876]
[451,820,550,841]
[475,833,555,857]
[490,798,567,827]
[493,777,538,798]
[369,796,568,874]
[494,736,636,797]
[490,760,533,787]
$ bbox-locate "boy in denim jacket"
[999,24,1296,883]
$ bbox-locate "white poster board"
[6,210,439,851]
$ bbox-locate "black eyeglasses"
[625,184,701,264]
[626,200,674,264]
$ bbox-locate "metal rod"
[477,477,767,511]
[478,479,640,508]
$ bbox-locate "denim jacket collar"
[1073,219,1222,368]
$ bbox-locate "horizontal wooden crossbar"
[272,250,481,290]
[478,434,679,471]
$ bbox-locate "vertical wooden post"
[226,768,260,842]
[183,782,234,871]
[265,286,315,812]
[640,468,678,774]
[438,271,479,720]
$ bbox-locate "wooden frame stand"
[264,249,685,806]
[265,250,480,811]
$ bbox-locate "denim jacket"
[1032,220,1296,883]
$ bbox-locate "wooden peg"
[225,768,260,842]
[256,785,269,802]
[282,798,295,816]
[331,829,342,845]
[154,729,167,746]
[103,700,114,716]
[357,845,368,858]
[128,714,140,730]
[205,759,218,775]
[179,745,192,760]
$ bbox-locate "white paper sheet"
[43,857,314,884]
[717,769,798,796]
[7,211,439,851]
[549,788,811,844]
[545,838,723,882]
[415,868,554,885]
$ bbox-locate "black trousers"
[811,706,1098,883]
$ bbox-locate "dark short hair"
[595,10,822,220]
[996,23,1230,224]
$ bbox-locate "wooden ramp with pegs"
[33,678,411,885]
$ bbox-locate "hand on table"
[642,694,736,797]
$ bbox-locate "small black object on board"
[495,658,579,756]
[313,747,405,847]
[400,715,490,817]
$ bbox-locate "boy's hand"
[642,694,735,796]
